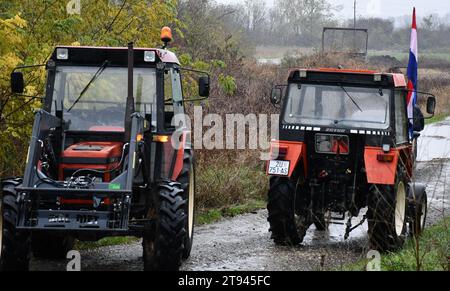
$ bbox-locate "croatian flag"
[406,7,418,138]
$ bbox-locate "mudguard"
[364,147,399,185]
[171,131,191,181]
[267,141,307,178]
[407,182,427,203]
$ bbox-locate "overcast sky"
[215,0,450,20]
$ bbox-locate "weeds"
[340,217,450,271]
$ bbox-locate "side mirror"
[426,96,436,116]
[11,72,24,94]
[271,87,282,105]
[199,76,210,97]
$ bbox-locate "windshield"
[283,84,391,129]
[52,66,156,132]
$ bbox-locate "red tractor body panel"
[171,131,191,181]
[267,140,307,178]
[59,142,123,182]
[364,146,399,185]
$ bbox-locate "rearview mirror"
[426,96,436,116]
[199,76,210,97]
[11,72,24,94]
[271,87,282,105]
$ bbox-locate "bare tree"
[274,0,337,44]
[243,0,267,31]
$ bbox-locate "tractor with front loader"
[0,28,209,271]
[267,68,436,251]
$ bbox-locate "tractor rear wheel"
[0,178,31,271]
[32,233,75,259]
[143,180,187,271]
[368,168,408,252]
[267,177,302,245]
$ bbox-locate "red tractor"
[1,28,209,270]
[267,68,436,251]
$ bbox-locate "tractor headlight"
[56,48,69,60]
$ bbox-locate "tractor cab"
[266,68,436,251]
[46,46,182,184]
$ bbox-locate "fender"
[267,140,307,178]
[407,182,427,203]
[171,131,191,181]
[364,146,399,185]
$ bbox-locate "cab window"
[395,91,409,144]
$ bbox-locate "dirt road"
[30,119,450,271]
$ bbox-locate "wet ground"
[30,118,450,271]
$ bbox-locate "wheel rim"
[395,182,406,236]
[188,166,194,239]
[420,201,427,228]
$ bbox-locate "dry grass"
[195,152,268,215]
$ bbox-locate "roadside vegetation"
[339,217,450,271]
[75,237,140,251]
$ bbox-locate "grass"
[368,50,450,62]
[339,217,450,271]
[195,157,268,224]
[75,237,140,251]
[195,157,269,212]
[196,199,266,225]
[426,113,448,125]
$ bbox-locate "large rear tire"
[368,168,408,252]
[143,180,187,271]
[0,178,31,271]
[267,177,302,245]
[32,233,75,259]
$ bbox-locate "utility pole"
[353,0,357,53]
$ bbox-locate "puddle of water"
[417,118,450,162]
[257,58,281,65]
[303,214,368,246]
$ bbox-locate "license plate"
[268,160,290,176]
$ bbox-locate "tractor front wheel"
[0,178,31,271]
[143,180,187,271]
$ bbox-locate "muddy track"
[30,119,450,271]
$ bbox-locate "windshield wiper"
[340,85,363,112]
[67,60,109,112]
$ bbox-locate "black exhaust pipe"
[124,42,135,142]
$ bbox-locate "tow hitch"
[344,214,367,240]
